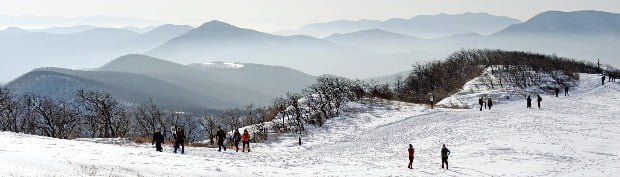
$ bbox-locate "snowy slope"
[437,67,575,109]
[1,74,619,176]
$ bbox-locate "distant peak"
[146,24,193,32]
[197,20,238,29]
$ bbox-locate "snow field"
[0,74,618,176]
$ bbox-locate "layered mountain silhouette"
[320,10,620,67]
[146,20,405,78]
[2,10,620,85]
[27,25,98,34]
[496,10,620,36]
[278,12,521,38]
[0,24,193,82]
[324,29,430,53]
[8,68,231,109]
[484,10,620,67]
[277,19,381,38]
[7,54,315,109]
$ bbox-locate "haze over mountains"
[1,10,620,109]
[0,15,160,29]
[146,20,408,78]
[277,12,522,38]
[496,10,620,36]
[7,54,315,109]
[0,24,193,82]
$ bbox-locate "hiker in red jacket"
[241,129,251,152]
[407,144,415,169]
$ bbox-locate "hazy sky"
[1,0,619,32]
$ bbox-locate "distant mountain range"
[0,24,193,82]
[278,12,522,38]
[0,15,160,29]
[7,54,316,109]
[324,29,428,53]
[146,20,407,78]
[495,10,620,36]
[2,10,620,86]
[27,25,99,34]
[319,10,620,66]
[23,25,160,34]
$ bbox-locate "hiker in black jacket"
[441,144,451,170]
[233,129,242,152]
[152,128,164,152]
[555,87,560,97]
[479,97,484,111]
[216,127,227,152]
[537,95,542,109]
[487,98,493,110]
[602,75,606,85]
[565,86,569,96]
[174,127,186,154]
[526,95,532,108]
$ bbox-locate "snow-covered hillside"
[1,74,618,176]
[437,66,575,109]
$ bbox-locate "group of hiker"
[602,74,617,85]
[223,127,251,152]
[554,86,569,97]
[478,97,493,111]
[477,73,618,110]
[152,127,187,154]
[407,144,451,170]
[525,95,543,109]
[151,126,251,153]
[481,85,569,110]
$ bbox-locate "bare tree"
[19,93,37,134]
[132,99,165,137]
[32,97,81,138]
[286,92,304,132]
[244,103,255,126]
[272,96,288,131]
[76,89,128,138]
[0,88,21,132]
[199,115,218,145]
[222,108,242,131]
[169,112,202,142]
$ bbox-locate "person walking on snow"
[526,95,532,109]
[174,127,185,154]
[242,129,251,152]
[216,127,227,152]
[565,86,569,96]
[487,98,493,110]
[537,95,542,109]
[602,75,606,85]
[441,144,451,170]
[408,144,415,169]
[555,87,560,97]
[233,129,242,152]
[479,97,484,111]
[152,128,164,152]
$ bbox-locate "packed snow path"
[0,74,618,176]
